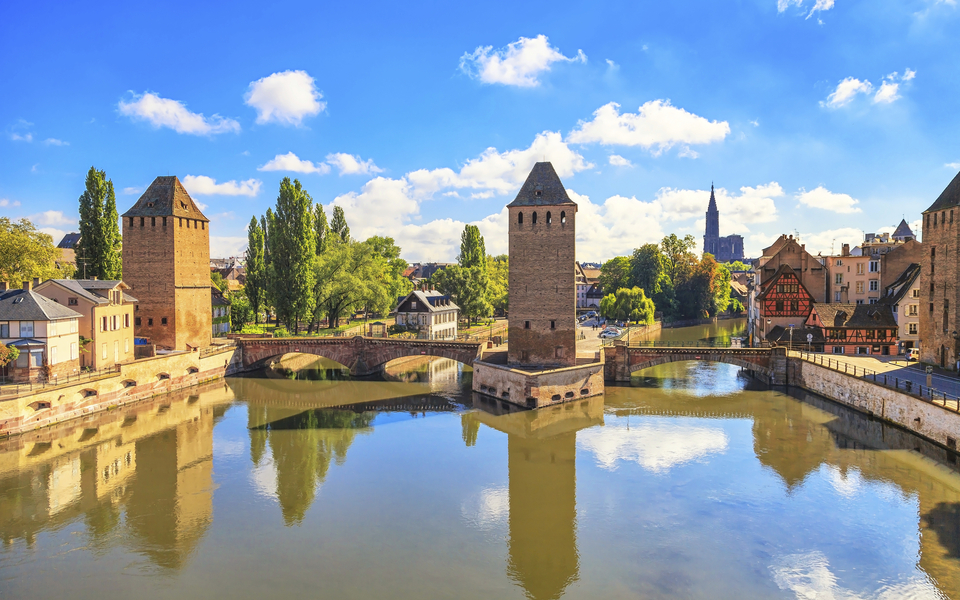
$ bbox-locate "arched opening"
[629,360,769,395]
[547,211,552,224]
[157,373,170,380]
[518,212,524,224]
[261,352,352,381]
[122,379,137,388]
[382,355,472,384]
[80,389,98,398]
[532,212,538,224]
[561,211,566,224]
[187,366,199,375]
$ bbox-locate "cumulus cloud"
[30,210,76,227]
[210,236,250,258]
[777,0,835,18]
[407,131,592,196]
[326,153,383,176]
[0,198,21,208]
[874,81,900,104]
[245,70,325,126]
[258,152,330,174]
[181,175,261,197]
[797,186,861,213]
[11,132,33,142]
[567,101,730,155]
[822,77,873,108]
[459,34,586,87]
[43,138,68,146]
[608,154,633,167]
[947,162,960,170]
[123,187,143,195]
[118,92,240,135]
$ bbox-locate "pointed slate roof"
[707,185,718,213]
[122,176,209,221]
[924,169,960,214]
[891,219,915,240]
[507,162,577,208]
[755,263,816,302]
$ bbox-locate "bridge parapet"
[236,336,484,376]
[604,345,785,383]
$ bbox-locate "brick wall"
[919,209,958,367]
[507,205,577,367]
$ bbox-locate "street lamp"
[788,324,794,352]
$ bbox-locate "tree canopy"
[599,287,656,324]
[77,166,121,280]
[0,218,74,283]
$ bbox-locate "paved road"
[798,352,960,401]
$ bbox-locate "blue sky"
[2,0,959,262]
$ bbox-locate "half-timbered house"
[754,264,816,344]
[806,303,898,356]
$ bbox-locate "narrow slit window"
[547,211,552,224]
[550,320,556,329]
[518,212,523,224]
[532,212,538,224]
[560,211,566,224]
[524,321,530,329]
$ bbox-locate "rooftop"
[0,288,83,322]
[122,176,209,221]
[812,303,897,329]
[924,168,960,214]
[507,162,577,208]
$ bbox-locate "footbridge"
[237,336,485,377]
[604,342,787,384]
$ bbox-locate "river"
[1,320,958,599]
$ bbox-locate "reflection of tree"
[751,400,834,491]
[924,502,960,559]
[461,413,480,447]
[261,409,373,526]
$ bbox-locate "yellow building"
[0,280,82,383]
[36,279,137,370]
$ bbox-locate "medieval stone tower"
[919,169,960,368]
[122,176,211,350]
[507,162,577,367]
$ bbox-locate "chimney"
[22,280,32,291]
[32,277,40,286]
[842,243,850,257]
[92,276,98,281]
[0,282,8,292]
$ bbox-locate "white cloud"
[806,0,835,18]
[10,132,32,142]
[245,70,324,126]
[777,0,835,17]
[822,77,873,108]
[181,175,261,197]
[119,92,240,135]
[568,101,730,155]
[947,162,960,170]
[460,486,509,531]
[795,227,863,255]
[0,198,21,208]
[31,210,76,227]
[459,34,586,87]
[797,186,861,213]
[258,151,330,174]
[43,138,68,146]
[39,228,71,244]
[605,59,619,70]
[326,153,383,176]
[210,236,249,258]
[771,551,941,600]
[608,154,633,167]
[750,119,760,127]
[578,420,729,473]
[903,68,917,81]
[874,81,900,104]
[122,187,143,195]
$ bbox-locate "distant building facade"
[508,162,577,367]
[881,263,921,352]
[212,288,230,337]
[806,303,898,356]
[0,280,81,383]
[703,185,744,263]
[121,176,212,350]
[395,289,459,340]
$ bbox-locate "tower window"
[140,217,144,227]
[162,216,167,227]
[547,211,552,224]
[180,218,183,227]
[524,321,530,329]
[148,318,153,326]
[135,317,141,326]
[561,211,566,224]
[550,320,556,329]
[201,221,205,230]
[128,217,134,227]
[518,212,524,224]
[532,212,538,224]
[151,217,156,226]
[161,317,168,325]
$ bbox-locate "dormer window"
[146,202,154,208]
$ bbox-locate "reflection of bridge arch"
[238,336,483,376]
[604,346,783,383]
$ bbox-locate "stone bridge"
[604,344,786,384]
[237,336,485,377]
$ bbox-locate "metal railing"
[792,350,960,414]
[0,364,122,399]
[602,338,736,348]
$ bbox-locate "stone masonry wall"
[473,360,604,408]
[174,215,211,350]
[508,205,577,367]
[791,357,960,450]
[919,209,958,367]
[123,214,177,348]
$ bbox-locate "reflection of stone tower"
[121,176,211,350]
[507,163,578,367]
[470,396,603,600]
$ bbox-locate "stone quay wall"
[789,357,960,451]
[0,345,241,438]
[473,359,605,409]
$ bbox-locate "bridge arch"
[605,346,780,383]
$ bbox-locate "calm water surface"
[2,333,959,599]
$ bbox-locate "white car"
[599,330,621,339]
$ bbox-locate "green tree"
[458,225,486,269]
[486,254,508,315]
[271,178,316,332]
[598,256,631,294]
[599,287,656,324]
[245,216,266,323]
[675,253,724,320]
[314,204,329,255]
[313,240,392,329]
[77,166,121,280]
[0,342,20,367]
[0,218,75,282]
[729,298,745,315]
[721,260,751,272]
[330,206,350,243]
[367,235,412,315]
[229,289,253,332]
[211,271,227,292]
[629,244,674,318]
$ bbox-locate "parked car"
[906,348,920,362]
[599,330,621,339]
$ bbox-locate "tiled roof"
[122,176,209,221]
[881,263,921,306]
[507,162,577,208]
[924,169,960,213]
[766,325,824,344]
[40,279,136,305]
[398,290,459,312]
[891,219,915,239]
[755,263,815,302]
[57,232,81,249]
[0,289,83,321]
[812,303,897,328]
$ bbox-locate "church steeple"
[704,184,720,256]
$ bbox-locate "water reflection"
[578,419,729,473]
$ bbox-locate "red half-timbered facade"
[755,264,817,343]
[806,303,898,356]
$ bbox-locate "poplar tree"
[77,167,121,280]
[330,206,350,243]
[458,225,486,269]
[314,204,329,255]
[272,178,315,333]
[245,216,266,323]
